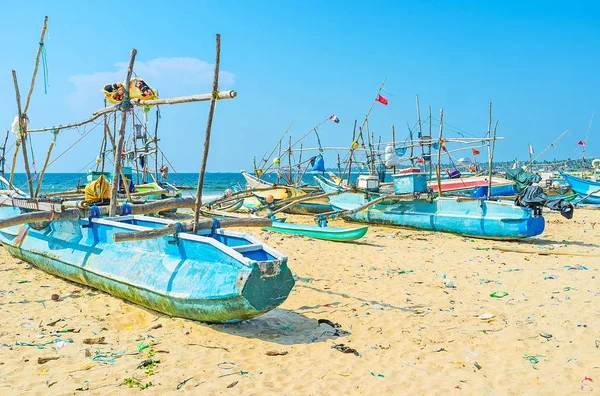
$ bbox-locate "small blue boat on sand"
[315,174,545,240]
[559,171,600,204]
[0,205,294,323]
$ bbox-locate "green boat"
[263,222,368,242]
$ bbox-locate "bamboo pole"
[104,122,133,203]
[154,107,160,180]
[26,91,237,133]
[9,143,20,187]
[391,125,396,174]
[436,109,443,196]
[287,136,292,184]
[527,129,569,170]
[487,120,499,198]
[428,106,432,179]
[486,102,492,174]
[23,16,49,115]
[99,99,108,172]
[114,217,272,243]
[132,115,140,184]
[493,245,600,257]
[109,49,137,216]
[12,71,34,197]
[260,122,294,171]
[193,34,221,232]
[345,119,358,183]
[1,130,8,176]
[277,141,282,183]
[406,123,415,168]
[582,111,594,174]
[416,94,423,138]
[0,208,82,229]
[0,196,199,229]
[33,132,57,197]
[356,78,386,144]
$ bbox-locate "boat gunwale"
[89,215,286,267]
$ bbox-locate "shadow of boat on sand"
[205,308,347,345]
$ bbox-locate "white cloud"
[66,57,235,111]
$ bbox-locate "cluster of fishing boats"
[0,19,592,325]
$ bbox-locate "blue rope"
[211,218,221,236]
[175,222,184,235]
[121,203,132,216]
[40,43,49,94]
[88,205,100,225]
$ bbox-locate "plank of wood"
[493,245,600,257]
[113,217,272,242]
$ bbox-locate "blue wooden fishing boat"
[558,170,600,204]
[0,205,294,323]
[314,174,545,240]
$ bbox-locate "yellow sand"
[0,210,598,394]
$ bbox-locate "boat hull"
[428,176,517,196]
[559,171,600,204]
[280,197,333,215]
[0,207,294,323]
[263,222,368,241]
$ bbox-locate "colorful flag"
[472,148,480,155]
[416,157,425,164]
[528,144,534,155]
[375,94,388,106]
[578,140,586,146]
[441,139,447,152]
[329,115,340,124]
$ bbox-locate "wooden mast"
[391,124,396,174]
[154,107,160,181]
[406,122,415,168]
[428,106,432,179]
[33,128,57,197]
[23,16,49,116]
[109,49,137,216]
[193,34,221,232]
[11,71,34,197]
[0,131,8,176]
[487,120,499,198]
[436,109,443,196]
[582,111,594,175]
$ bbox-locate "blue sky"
[1,1,599,173]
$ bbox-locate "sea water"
[7,172,346,200]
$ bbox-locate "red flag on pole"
[375,94,388,106]
[578,140,586,146]
[416,157,425,164]
[472,148,480,155]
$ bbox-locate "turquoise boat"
[263,221,368,241]
[0,205,294,323]
[314,174,545,240]
[558,170,600,204]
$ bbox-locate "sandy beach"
[0,209,598,395]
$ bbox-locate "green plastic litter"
[15,338,73,349]
[523,354,545,370]
[15,280,29,284]
[474,247,490,251]
[138,341,149,352]
[490,291,508,298]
